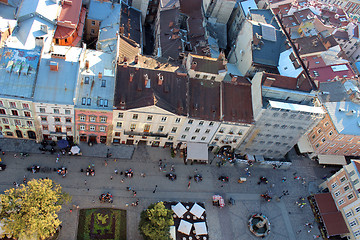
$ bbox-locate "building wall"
[131,0,149,24]
[0,98,37,140]
[227,3,246,47]
[177,118,220,145]
[112,106,187,147]
[308,113,360,156]
[34,103,75,142]
[54,30,78,46]
[84,18,101,41]
[342,198,360,239]
[228,20,253,76]
[203,0,236,24]
[75,109,113,144]
[210,122,253,149]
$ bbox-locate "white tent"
[190,203,205,218]
[187,142,208,163]
[172,202,187,218]
[297,135,314,153]
[178,220,192,235]
[70,145,81,155]
[318,155,347,165]
[194,222,208,235]
[169,226,176,240]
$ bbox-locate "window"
[87,98,91,106]
[116,122,122,128]
[91,29,95,34]
[350,220,357,226]
[201,137,206,141]
[199,121,204,126]
[11,110,18,116]
[209,122,214,126]
[65,110,70,115]
[54,117,60,122]
[89,126,95,131]
[191,136,196,140]
[210,76,216,80]
[65,118,71,123]
[329,131,333,136]
[338,199,345,205]
[5,132,12,136]
[324,122,329,127]
[26,121,33,127]
[0,101,3,107]
[66,127,71,132]
[79,115,86,121]
[195,128,200,133]
[84,77,90,84]
[354,179,359,185]
[195,74,200,78]
[101,79,106,87]
[43,125,48,131]
[4,126,9,129]
[90,116,96,122]
[133,114,138,120]
[168,136,174,140]
[40,108,45,113]
[118,113,123,118]
[219,128,225,133]
[181,135,186,139]
[312,135,316,139]
[348,194,354,200]
[185,127,190,132]
[340,176,347,183]
[334,191,341,197]
[313,70,319,77]
[9,102,16,108]
[345,211,353,218]
[115,132,121,137]
[331,182,338,189]
[22,103,29,109]
[188,120,193,124]
[130,124,136,130]
[23,111,31,117]
[322,138,326,142]
[205,129,210,134]
[82,98,86,105]
[80,125,85,131]
[317,129,322,134]
[53,109,59,114]
[175,118,181,123]
[356,207,360,213]
[100,126,106,132]
[171,127,177,133]
[161,117,167,122]
[147,115,153,121]
[158,126,164,132]
[355,230,360,237]
[2,118,8,124]
[100,117,107,123]
[350,170,356,176]
[91,20,95,26]
[41,116,47,122]
[14,120,21,126]
[344,185,350,191]
[144,124,150,132]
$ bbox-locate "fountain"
[248,213,271,237]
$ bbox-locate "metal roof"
[0,47,41,99]
[269,100,324,114]
[34,45,82,104]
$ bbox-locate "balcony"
[124,130,168,138]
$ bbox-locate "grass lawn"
[77,208,126,240]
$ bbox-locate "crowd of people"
[99,193,113,203]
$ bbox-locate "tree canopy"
[0,178,71,240]
[139,202,174,240]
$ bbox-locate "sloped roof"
[262,72,314,92]
[120,2,142,46]
[114,65,188,115]
[293,35,327,55]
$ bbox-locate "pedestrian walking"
[296,230,301,234]
[56,157,59,163]
[110,176,113,180]
[115,169,118,174]
[104,160,108,167]
[187,181,191,189]
[133,191,137,197]
[282,177,286,182]
[84,180,87,185]
[153,185,158,193]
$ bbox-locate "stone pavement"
[0,139,341,240]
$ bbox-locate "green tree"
[139,202,174,240]
[0,178,71,240]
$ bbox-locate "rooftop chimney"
[98,72,102,79]
[85,60,89,70]
[50,61,58,71]
[231,75,238,83]
[263,77,276,87]
[129,73,134,82]
[134,55,139,64]
[191,61,197,70]
[123,56,127,63]
[144,74,149,86]
[128,33,130,38]
[157,73,164,85]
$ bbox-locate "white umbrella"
[70,146,81,155]
[190,203,205,218]
[194,222,207,235]
[178,219,192,235]
[171,202,187,218]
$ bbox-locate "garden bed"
[77,208,126,240]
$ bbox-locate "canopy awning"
[194,222,208,235]
[70,145,81,155]
[297,135,314,153]
[187,142,208,162]
[322,212,349,237]
[178,220,192,235]
[190,203,205,218]
[171,202,187,218]
[318,155,347,165]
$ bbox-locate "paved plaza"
[0,139,341,240]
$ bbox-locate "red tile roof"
[262,72,314,92]
[54,0,83,39]
[322,212,349,237]
[309,63,356,82]
[314,193,338,214]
